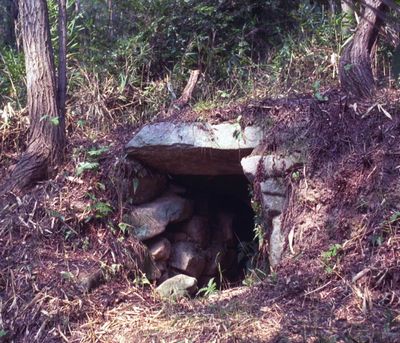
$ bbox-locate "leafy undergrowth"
[1,89,400,342]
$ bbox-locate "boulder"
[124,195,193,241]
[241,154,302,181]
[170,242,206,279]
[156,274,198,299]
[269,215,285,267]
[126,122,263,175]
[117,158,168,205]
[129,173,168,205]
[149,238,171,261]
[180,216,210,248]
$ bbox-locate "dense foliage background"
[0,0,398,135]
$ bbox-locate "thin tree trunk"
[3,0,17,46]
[167,69,200,115]
[339,0,386,97]
[58,0,67,120]
[329,0,337,17]
[108,0,114,39]
[75,0,80,14]
[2,0,65,193]
[341,0,355,36]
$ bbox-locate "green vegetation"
[1,0,397,141]
[321,243,343,274]
[197,277,218,297]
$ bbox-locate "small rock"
[181,216,210,248]
[262,194,286,216]
[260,178,286,196]
[78,270,105,293]
[124,195,193,241]
[269,215,285,267]
[156,274,198,299]
[241,154,301,181]
[149,238,171,261]
[170,242,206,279]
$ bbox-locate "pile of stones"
[122,121,302,297]
[124,186,241,286]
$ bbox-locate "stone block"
[124,195,193,241]
[149,238,171,261]
[170,242,205,279]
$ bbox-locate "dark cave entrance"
[162,174,257,287]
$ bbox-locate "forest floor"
[1,89,400,342]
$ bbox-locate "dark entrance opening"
[163,174,256,287]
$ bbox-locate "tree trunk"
[75,0,80,14]
[108,0,114,39]
[339,0,386,97]
[2,0,65,193]
[58,0,67,119]
[1,0,17,47]
[341,0,354,37]
[328,0,337,17]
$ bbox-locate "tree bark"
[2,0,65,193]
[339,0,387,97]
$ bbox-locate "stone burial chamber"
[123,121,301,292]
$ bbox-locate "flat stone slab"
[126,122,263,175]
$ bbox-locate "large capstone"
[126,122,263,175]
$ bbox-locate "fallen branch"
[168,69,200,115]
